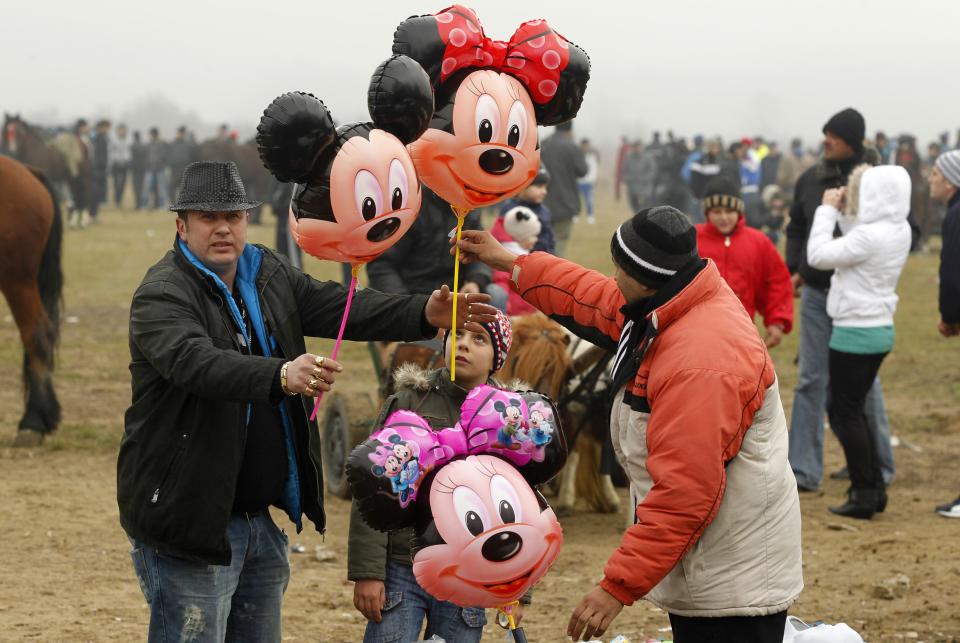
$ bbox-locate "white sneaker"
[572,215,580,223]
[935,496,960,518]
[587,216,596,224]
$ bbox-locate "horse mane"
[499,313,572,400]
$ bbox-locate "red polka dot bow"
[433,4,572,104]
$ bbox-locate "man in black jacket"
[929,150,960,518]
[785,108,895,493]
[118,162,497,642]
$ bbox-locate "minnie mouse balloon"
[392,5,591,210]
[346,386,567,607]
[413,454,563,607]
[256,55,434,264]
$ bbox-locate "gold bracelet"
[280,361,296,396]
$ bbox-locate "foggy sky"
[3,0,958,148]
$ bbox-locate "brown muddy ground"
[1,206,959,642]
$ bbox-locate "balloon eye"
[391,187,403,211]
[478,119,493,143]
[362,197,377,221]
[498,499,516,523]
[465,510,484,536]
[507,125,520,148]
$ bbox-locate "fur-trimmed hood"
[844,164,911,223]
[392,362,528,393]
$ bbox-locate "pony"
[0,155,64,446]
[498,313,619,515]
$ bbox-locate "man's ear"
[175,214,188,241]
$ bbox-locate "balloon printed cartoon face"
[346,387,568,606]
[413,455,563,606]
[256,54,434,264]
[393,4,591,211]
[288,128,422,264]
[409,69,539,209]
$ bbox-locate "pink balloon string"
[310,268,359,421]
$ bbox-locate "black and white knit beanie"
[702,177,745,216]
[610,206,700,289]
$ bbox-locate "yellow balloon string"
[498,600,520,631]
[450,206,469,381]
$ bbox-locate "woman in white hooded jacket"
[807,164,911,519]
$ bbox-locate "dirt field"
[2,199,960,642]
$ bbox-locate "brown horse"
[0,155,64,446]
[499,313,620,514]
[2,114,70,182]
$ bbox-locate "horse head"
[498,313,572,400]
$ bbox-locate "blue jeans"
[129,513,290,643]
[142,169,169,209]
[788,285,895,488]
[363,561,485,643]
[578,182,595,216]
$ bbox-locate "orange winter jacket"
[509,252,802,616]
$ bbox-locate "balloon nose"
[367,217,401,242]
[479,149,514,175]
[481,530,522,562]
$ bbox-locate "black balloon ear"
[532,40,591,126]
[256,91,336,183]
[369,55,434,145]
[392,13,447,86]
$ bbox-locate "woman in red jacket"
[696,177,794,348]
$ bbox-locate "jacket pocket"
[149,432,189,505]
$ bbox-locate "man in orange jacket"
[455,206,802,643]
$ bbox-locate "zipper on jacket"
[151,433,189,504]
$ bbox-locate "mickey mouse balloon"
[392,4,591,211]
[256,55,434,264]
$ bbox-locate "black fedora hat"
[169,161,261,213]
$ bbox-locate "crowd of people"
[14,103,957,641]
[44,119,236,227]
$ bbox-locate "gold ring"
[312,367,323,378]
[308,378,319,389]
[314,355,325,368]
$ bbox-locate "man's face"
[928,166,957,203]
[707,207,740,235]
[176,210,248,276]
[613,261,656,304]
[117,125,127,138]
[823,132,855,161]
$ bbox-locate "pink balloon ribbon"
[310,265,360,421]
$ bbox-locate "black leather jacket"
[118,240,432,565]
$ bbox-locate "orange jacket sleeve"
[511,252,625,347]
[599,366,767,605]
[757,238,794,333]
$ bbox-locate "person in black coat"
[366,187,491,296]
[929,150,960,518]
[119,162,499,641]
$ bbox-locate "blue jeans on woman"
[788,285,895,489]
[129,512,290,642]
[363,561,486,643]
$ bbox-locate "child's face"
[445,328,495,387]
[520,183,547,204]
[707,207,740,235]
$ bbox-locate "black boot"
[829,488,880,520]
[876,488,888,513]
